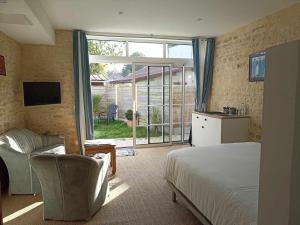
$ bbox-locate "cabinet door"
[192,113,203,146]
[192,114,221,146]
[202,116,222,145]
[221,118,249,143]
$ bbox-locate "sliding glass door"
[131,64,195,147]
[171,66,195,142]
[89,61,194,148]
[133,64,171,147]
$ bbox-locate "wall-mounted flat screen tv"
[23,82,61,106]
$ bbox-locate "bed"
[164,142,261,225]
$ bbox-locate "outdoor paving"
[87,135,185,148]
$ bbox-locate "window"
[128,42,163,58]
[87,36,193,61]
[166,44,193,59]
[88,40,126,56]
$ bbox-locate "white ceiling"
[40,0,299,36]
[0,0,299,44]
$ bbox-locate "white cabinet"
[192,112,249,146]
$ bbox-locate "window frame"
[87,35,194,67]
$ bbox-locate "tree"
[88,40,124,75]
[88,40,124,56]
[121,52,145,77]
[90,63,106,76]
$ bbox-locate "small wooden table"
[84,144,116,175]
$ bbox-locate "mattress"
[164,142,261,225]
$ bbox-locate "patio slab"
[87,135,184,148]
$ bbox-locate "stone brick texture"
[21,31,78,153]
[0,33,25,134]
[209,3,300,141]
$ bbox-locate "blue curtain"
[202,38,215,107]
[192,38,215,112]
[73,30,94,154]
[189,38,215,145]
[192,39,201,112]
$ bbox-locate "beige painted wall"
[21,30,78,153]
[209,3,300,141]
[0,32,25,134]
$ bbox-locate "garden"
[93,120,147,139]
[93,94,163,139]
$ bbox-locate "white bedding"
[164,142,261,225]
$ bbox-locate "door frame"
[89,59,192,148]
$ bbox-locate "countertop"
[193,112,250,119]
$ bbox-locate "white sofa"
[0,128,65,194]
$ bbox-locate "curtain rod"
[86,31,207,41]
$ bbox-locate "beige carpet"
[2,145,201,225]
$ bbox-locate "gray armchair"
[30,154,110,221]
[0,128,65,195]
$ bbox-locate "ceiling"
[0,0,55,44]
[1,0,299,44]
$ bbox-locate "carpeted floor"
[2,145,201,225]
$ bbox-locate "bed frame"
[167,181,213,225]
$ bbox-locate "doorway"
[90,62,195,148]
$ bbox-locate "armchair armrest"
[0,146,32,194]
[88,156,110,213]
[42,135,65,147]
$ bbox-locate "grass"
[94,120,147,139]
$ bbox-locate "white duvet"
[164,142,261,225]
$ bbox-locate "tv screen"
[23,82,61,106]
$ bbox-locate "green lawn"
[94,120,147,139]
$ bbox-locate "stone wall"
[0,32,25,134]
[209,3,300,141]
[21,31,78,153]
